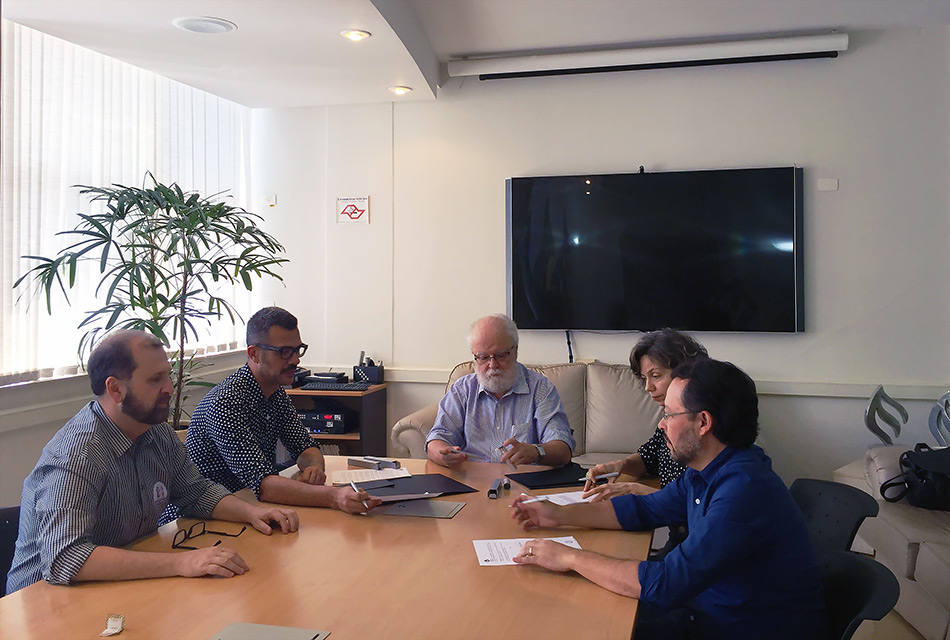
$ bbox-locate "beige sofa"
[835,446,950,640]
[391,360,662,465]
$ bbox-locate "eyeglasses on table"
[172,521,247,550]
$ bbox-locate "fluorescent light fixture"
[341,30,372,42]
[172,16,237,34]
[448,33,848,80]
[388,86,413,95]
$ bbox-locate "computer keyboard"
[300,381,373,391]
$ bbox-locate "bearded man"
[509,359,827,640]
[7,330,298,594]
[425,314,574,469]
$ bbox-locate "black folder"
[356,474,477,498]
[505,462,588,490]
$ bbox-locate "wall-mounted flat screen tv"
[507,167,804,333]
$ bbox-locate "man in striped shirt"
[6,330,299,594]
[426,314,575,468]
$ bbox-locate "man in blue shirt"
[511,358,826,640]
[425,314,575,468]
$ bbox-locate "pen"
[580,472,620,482]
[349,481,370,510]
[508,492,549,507]
[497,444,518,471]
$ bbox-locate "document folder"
[357,474,477,499]
[380,500,465,518]
[505,462,589,490]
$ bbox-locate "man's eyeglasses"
[660,410,694,423]
[172,521,247,550]
[472,346,516,364]
[253,343,308,360]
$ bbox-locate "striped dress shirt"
[425,364,574,463]
[6,401,230,594]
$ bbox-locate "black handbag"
[880,443,950,510]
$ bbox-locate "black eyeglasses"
[172,521,247,550]
[253,343,308,360]
[660,410,694,423]
[472,346,516,364]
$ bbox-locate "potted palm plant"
[15,173,287,427]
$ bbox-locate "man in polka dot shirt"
[184,307,381,514]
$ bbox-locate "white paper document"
[540,490,595,506]
[330,467,411,485]
[472,536,581,566]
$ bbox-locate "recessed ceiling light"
[172,16,237,35]
[341,30,371,42]
[388,86,413,96]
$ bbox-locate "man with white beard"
[425,314,575,468]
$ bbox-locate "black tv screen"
[507,167,804,333]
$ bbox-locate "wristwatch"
[534,443,546,463]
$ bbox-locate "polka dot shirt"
[638,427,688,487]
[185,364,316,497]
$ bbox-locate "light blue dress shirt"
[425,364,574,462]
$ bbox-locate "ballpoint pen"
[349,481,370,509]
[579,472,620,482]
[508,492,549,507]
[498,437,518,471]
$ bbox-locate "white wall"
[6,28,946,505]
[248,26,950,483]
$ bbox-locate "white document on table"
[472,536,581,566]
[330,467,411,485]
[541,490,595,506]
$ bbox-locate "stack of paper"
[330,467,411,486]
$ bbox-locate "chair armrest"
[391,404,439,458]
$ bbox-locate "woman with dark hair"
[583,328,707,502]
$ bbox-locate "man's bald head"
[468,314,519,350]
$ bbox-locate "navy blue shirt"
[613,445,826,640]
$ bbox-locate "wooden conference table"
[0,457,651,639]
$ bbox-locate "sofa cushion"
[584,362,661,455]
[446,361,475,389]
[860,500,950,580]
[889,570,950,640]
[834,459,870,492]
[531,363,588,454]
[917,542,950,612]
[866,444,912,501]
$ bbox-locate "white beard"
[478,365,519,396]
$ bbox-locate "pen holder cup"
[354,365,384,384]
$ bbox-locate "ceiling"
[3,0,948,108]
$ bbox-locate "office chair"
[819,550,900,640]
[0,505,20,597]
[790,478,879,553]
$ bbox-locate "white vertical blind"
[0,20,252,383]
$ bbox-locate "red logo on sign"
[340,204,365,219]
